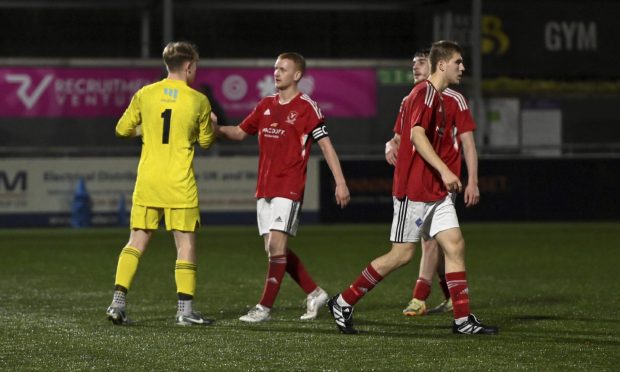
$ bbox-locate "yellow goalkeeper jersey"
[116,78,215,208]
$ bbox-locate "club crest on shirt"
[285,111,299,125]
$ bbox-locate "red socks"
[412,277,431,301]
[446,271,470,319]
[341,264,383,305]
[258,250,319,308]
[286,249,318,295]
[258,254,287,308]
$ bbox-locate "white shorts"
[257,197,301,237]
[389,194,459,243]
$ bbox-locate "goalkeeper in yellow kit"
[106,41,215,326]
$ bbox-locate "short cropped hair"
[277,52,306,78]
[429,40,463,73]
[163,41,199,72]
[413,48,430,59]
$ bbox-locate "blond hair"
[162,41,199,72]
[277,52,306,78]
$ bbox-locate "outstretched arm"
[317,137,350,208]
[211,113,248,141]
[411,126,462,193]
[459,131,479,207]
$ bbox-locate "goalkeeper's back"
[115,42,215,208]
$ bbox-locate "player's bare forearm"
[318,138,350,208]
[411,126,462,192]
[213,124,248,141]
[411,127,448,175]
[318,138,346,186]
[460,132,479,206]
[460,132,478,185]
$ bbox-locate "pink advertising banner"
[0,67,376,119]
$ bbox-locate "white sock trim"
[455,315,468,325]
[336,295,351,307]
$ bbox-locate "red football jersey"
[240,92,327,201]
[392,81,475,202]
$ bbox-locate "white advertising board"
[486,98,520,148]
[0,156,319,226]
[521,109,562,156]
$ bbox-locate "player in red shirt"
[386,48,480,317]
[328,41,497,335]
[213,52,350,323]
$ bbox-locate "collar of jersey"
[163,78,188,86]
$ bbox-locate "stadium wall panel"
[0,157,319,228]
[319,157,620,222]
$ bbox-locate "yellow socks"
[175,260,197,298]
[114,246,142,290]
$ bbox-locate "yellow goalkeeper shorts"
[130,204,200,232]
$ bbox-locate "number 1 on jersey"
[161,109,172,144]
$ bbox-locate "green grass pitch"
[1,223,619,370]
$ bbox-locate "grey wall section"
[320,158,620,222]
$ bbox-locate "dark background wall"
[3,0,618,75]
[1,1,619,154]
[320,158,620,222]
[1,1,422,59]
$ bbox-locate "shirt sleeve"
[407,89,434,131]
[115,89,142,137]
[392,97,407,135]
[456,103,476,134]
[239,101,263,135]
[197,97,215,149]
